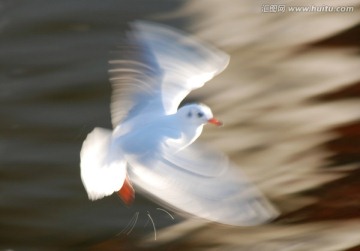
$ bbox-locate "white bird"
[80,21,278,226]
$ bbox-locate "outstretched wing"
[109,21,229,127]
[127,142,278,226]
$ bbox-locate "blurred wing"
[109,21,229,127]
[128,142,278,226]
[109,27,164,127]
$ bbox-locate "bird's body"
[113,104,212,161]
[80,21,278,226]
[115,114,179,157]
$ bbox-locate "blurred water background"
[1,1,360,250]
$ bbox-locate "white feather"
[80,127,127,200]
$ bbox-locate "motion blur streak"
[1,0,359,251]
[134,0,360,250]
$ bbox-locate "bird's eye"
[197,112,204,118]
[187,111,192,118]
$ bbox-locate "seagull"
[80,21,278,226]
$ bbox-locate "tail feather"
[80,127,127,201]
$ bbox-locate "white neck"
[179,121,204,149]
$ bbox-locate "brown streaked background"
[1,1,359,250]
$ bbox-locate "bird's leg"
[117,175,135,206]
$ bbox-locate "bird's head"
[177,103,222,126]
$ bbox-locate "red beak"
[208,118,223,126]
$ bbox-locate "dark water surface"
[0,1,187,250]
[1,1,360,251]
